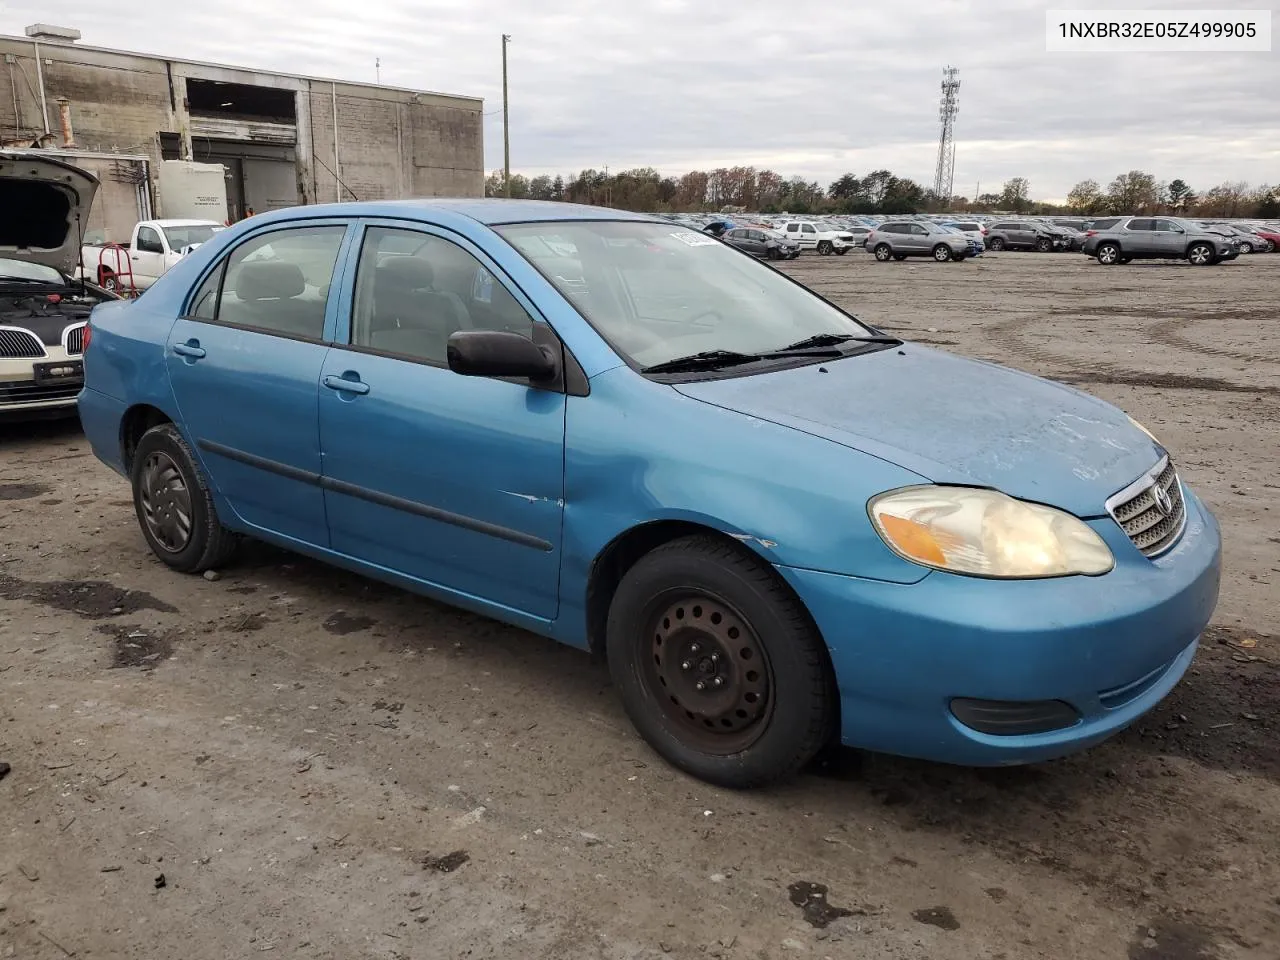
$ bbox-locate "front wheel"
[1187,243,1215,265]
[766,246,780,261]
[874,244,893,262]
[606,536,835,788]
[130,423,238,573]
[1035,237,1053,252]
[1096,243,1121,265]
[932,244,953,262]
[817,240,833,255]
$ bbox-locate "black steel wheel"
[606,535,836,788]
[130,423,238,573]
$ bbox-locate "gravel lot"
[1,251,1277,960]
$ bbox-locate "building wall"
[0,35,484,211]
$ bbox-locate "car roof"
[248,198,662,227]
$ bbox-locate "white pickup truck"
[81,219,222,293]
[780,220,857,255]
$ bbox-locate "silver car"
[1081,217,1237,266]
[864,220,973,262]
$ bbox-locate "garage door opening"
[186,79,296,124]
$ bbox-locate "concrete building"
[1,25,484,223]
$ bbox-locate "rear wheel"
[932,244,953,262]
[1187,243,1214,266]
[1096,243,1121,265]
[1263,239,1275,253]
[130,423,238,573]
[817,240,833,255]
[99,269,118,293]
[874,244,893,262]
[988,237,1006,251]
[606,535,835,788]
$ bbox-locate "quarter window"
[350,227,534,365]
[215,225,346,340]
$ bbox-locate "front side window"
[497,221,878,373]
[215,225,346,339]
[349,227,533,365]
[136,226,164,254]
[801,224,817,235]
[164,224,218,251]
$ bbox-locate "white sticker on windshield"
[670,231,719,247]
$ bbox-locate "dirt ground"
[1,251,1277,960]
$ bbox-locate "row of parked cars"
[667,210,1280,268]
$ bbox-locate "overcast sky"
[6,1,1277,200]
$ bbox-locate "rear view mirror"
[447,330,558,381]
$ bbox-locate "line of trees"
[484,166,1279,219]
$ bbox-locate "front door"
[318,223,566,619]
[132,224,168,286]
[166,221,351,546]
[1150,219,1186,257]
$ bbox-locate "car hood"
[674,345,1163,517]
[0,152,99,274]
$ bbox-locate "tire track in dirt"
[1147,317,1280,365]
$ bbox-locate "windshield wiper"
[778,332,902,351]
[642,347,843,374]
[0,275,57,284]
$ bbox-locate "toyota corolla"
[78,200,1221,788]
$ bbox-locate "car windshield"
[162,225,218,250]
[497,220,877,370]
[0,258,65,284]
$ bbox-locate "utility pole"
[502,34,511,198]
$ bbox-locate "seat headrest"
[376,255,435,289]
[235,261,306,301]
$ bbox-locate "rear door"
[166,220,352,546]
[799,223,818,249]
[1124,218,1157,255]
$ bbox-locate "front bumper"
[0,350,84,417]
[777,487,1221,766]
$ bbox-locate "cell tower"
[933,66,960,202]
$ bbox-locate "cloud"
[8,0,1278,198]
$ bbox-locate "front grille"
[0,328,45,359]
[1107,457,1186,557]
[64,324,86,355]
[0,379,82,405]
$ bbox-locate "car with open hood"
[0,151,118,419]
[78,200,1220,788]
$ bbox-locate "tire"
[988,237,1006,251]
[1187,243,1214,266]
[605,535,835,788]
[1263,239,1275,253]
[130,423,238,574]
[817,240,833,256]
[874,244,893,262]
[1239,241,1253,254]
[1096,243,1121,265]
[99,269,118,293]
[1035,237,1053,252]
[932,244,952,262]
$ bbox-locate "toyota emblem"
[1153,484,1173,517]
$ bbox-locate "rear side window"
[215,225,346,340]
[1091,217,1122,230]
[1127,219,1155,231]
[991,222,1013,231]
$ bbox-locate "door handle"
[323,374,370,395]
[173,340,206,359]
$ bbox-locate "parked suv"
[865,221,974,262]
[1082,217,1238,266]
[721,227,800,260]
[781,220,856,255]
[985,221,1063,252]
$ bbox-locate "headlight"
[1127,415,1160,445]
[869,487,1114,578]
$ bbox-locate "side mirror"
[447,330,558,381]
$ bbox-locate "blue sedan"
[78,200,1221,787]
